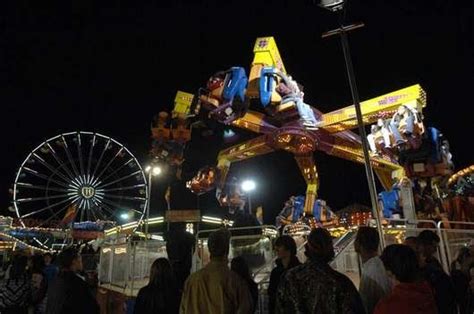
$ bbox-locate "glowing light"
[152,166,162,176]
[120,213,130,220]
[223,129,236,138]
[241,180,256,192]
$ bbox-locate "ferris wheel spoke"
[96,170,143,189]
[19,195,77,219]
[88,203,98,221]
[76,132,86,178]
[94,198,116,218]
[46,143,76,181]
[93,147,125,184]
[15,182,72,193]
[36,200,78,228]
[90,199,108,221]
[98,183,146,193]
[91,138,111,179]
[61,135,81,178]
[101,194,147,202]
[32,153,72,184]
[95,158,134,186]
[86,134,96,184]
[22,167,71,189]
[98,197,135,215]
[16,193,72,203]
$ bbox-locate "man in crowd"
[276,228,365,314]
[268,235,301,314]
[355,227,392,313]
[43,253,58,286]
[180,229,253,313]
[417,230,456,314]
[46,248,99,314]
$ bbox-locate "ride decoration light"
[104,216,165,236]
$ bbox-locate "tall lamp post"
[241,179,256,215]
[318,0,386,248]
[144,164,162,239]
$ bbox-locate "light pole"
[241,179,256,215]
[319,0,386,248]
[145,164,162,239]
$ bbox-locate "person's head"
[208,229,231,259]
[417,230,440,259]
[403,236,418,251]
[305,228,334,263]
[231,256,252,282]
[57,248,82,272]
[44,253,53,265]
[274,235,297,260]
[354,227,379,257]
[149,258,175,288]
[31,254,45,273]
[397,105,407,115]
[10,255,28,279]
[380,244,419,283]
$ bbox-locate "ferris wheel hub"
[80,186,96,199]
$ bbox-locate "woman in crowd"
[231,256,258,312]
[375,244,437,314]
[134,258,180,314]
[30,255,47,314]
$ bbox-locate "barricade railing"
[193,225,279,274]
[437,220,474,272]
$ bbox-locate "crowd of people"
[0,227,473,314]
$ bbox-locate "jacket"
[180,259,253,314]
[45,271,99,314]
[268,256,301,314]
[276,259,365,314]
[374,281,437,314]
[134,283,180,314]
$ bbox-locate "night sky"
[1,1,473,224]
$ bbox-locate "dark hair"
[305,228,335,263]
[31,254,45,273]
[149,258,176,289]
[208,229,230,258]
[57,248,80,269]
[10,255,28,279]
[274,235,297,256]
[231,256,252,282]
[380,244,419,283]
[355,227,379,252]
[417,230,440,246]
[43,253,53,258]
[404,236,417,242]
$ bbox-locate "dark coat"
[133,284,180,314]
[276,259,366,314]
[45,271,99,314]
[268,256,301,314]
[421,258,457,314]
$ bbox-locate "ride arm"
[320,133,405,190]
[318,85,426,133]
[247,36,286,99]
[215,135,275,201]
[294,153,319,216]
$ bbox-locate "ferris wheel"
[13,131,148,230]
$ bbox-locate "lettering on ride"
[378,94,407,106]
